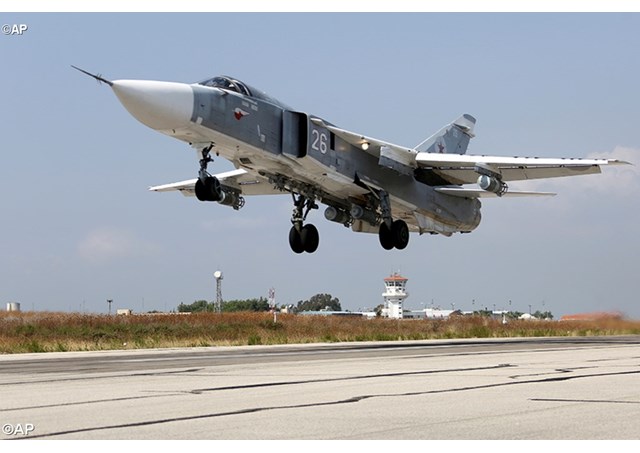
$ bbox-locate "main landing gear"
[376,189,409,250]
[288,193,319,254]
[378,219,409,250]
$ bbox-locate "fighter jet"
[73,67,628,254]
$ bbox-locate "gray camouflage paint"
[189,81,481,235]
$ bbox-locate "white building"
[403,308,455,319]
[381,273,409,319]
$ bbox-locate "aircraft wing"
[415,153,629,184]
[149,169,284,196]
[435,187,557,198]
[311,119,629,186]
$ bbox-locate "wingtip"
[610,159,633,166]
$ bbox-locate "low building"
[519,313,538,321]
[298,310,376,318]
[6,302,20,312]
[402,308,457,319]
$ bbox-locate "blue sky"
[1,12,638,318]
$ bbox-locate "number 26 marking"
[311,129,328,154]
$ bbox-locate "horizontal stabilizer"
[435,187,556,198]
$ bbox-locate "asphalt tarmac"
[1,336,639,439]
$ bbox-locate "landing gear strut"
[377,190,409,250]
[195,144,220,202]
[193,144,244,209]
[288,193,319,254]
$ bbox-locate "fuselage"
[111,75,482,236]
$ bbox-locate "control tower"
[382,273,409,319]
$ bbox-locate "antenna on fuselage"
[71,65,113,87]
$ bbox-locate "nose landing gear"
[193,143,244,209]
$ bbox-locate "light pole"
[214,271,223,313]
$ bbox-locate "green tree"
[533,310,553,320]
[296,293,341,312]
[177,300,214,312]
[474,309,493,317]
[506,311,524,319]
[222,297,270,312]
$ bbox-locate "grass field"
[1,311,639,354]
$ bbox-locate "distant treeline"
[177,298,270,313]
[177,293,342,313]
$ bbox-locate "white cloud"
[77,227,158,264]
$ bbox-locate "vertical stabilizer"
[415,114,476,155]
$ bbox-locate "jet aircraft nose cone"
[111,80,194,131]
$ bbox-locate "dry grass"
[1,311,639,354]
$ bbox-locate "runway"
[1,336,639,439]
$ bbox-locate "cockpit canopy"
[196,75,289,109]
[198,76,251,97]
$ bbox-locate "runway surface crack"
[22,367,640,439]
[189,363,513,394]
[530,398,640,404]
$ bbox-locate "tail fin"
[415,114,476,155]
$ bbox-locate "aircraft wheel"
[195,179,207,202]
[301,224,319,254]
[289,226,305,254]
[392,219,409,250]
[205,176,222,202]
[379,222,394,250]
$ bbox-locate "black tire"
[195,178,207,202]
[289,226,305,254]
[301,224,319,254]
[205,176,222,202]
[379,222,394,250]
[392,219,409,250]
